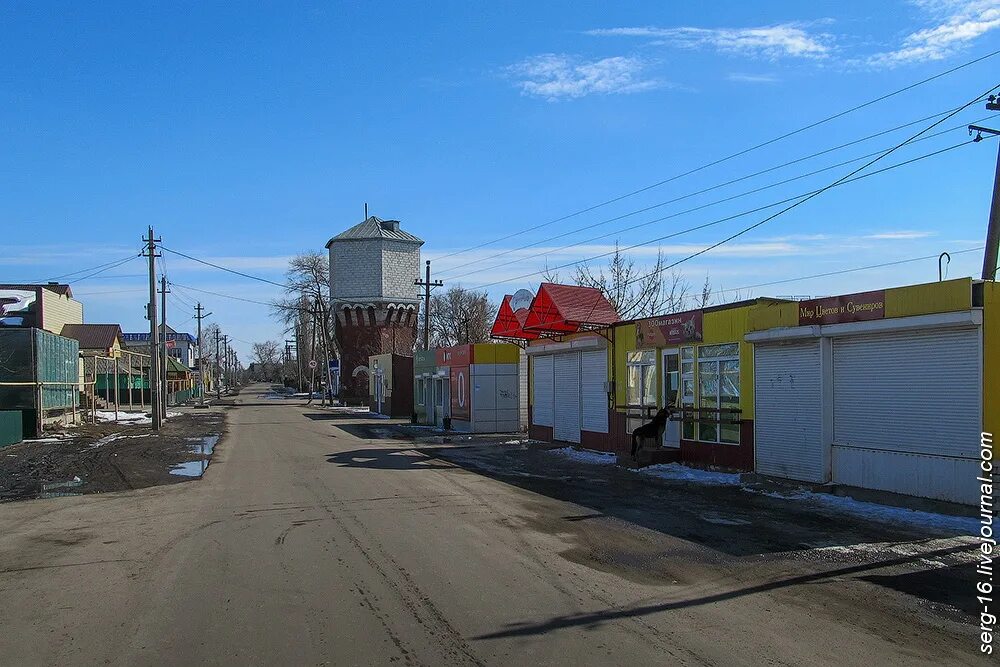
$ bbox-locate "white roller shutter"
[553,352,581,443]
[832,327,982,503]
[754,340,825,482]
[532,355,554,427]
[581,349,608,433]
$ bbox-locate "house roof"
[521,283,620,334]
[325,216,424,247]
[0,283,75,298]
[166,357,193,374]
[60,323,123,351]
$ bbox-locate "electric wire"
[470,136,988,290]
[447,117,993,283]
[436,107,982,278]
[612,84,1000,292]
[711,246,984,298]
[432,49,1000,265]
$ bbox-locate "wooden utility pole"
[195,303,211,405]
[143,227,162,431]
[221,335,230,392]
[215,329,222,400]
[414,260,443,350]
[160,276,169,415]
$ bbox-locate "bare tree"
[572,244,691,320]
[270,251,340,400]
[251,340,282,382]
[430,286,497,348]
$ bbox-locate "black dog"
[631,407,671,457]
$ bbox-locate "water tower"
[326,215,423,402]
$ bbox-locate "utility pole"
[974,96,1000,280]
[160,276,169,416]
[414,260,443,350]
[195,303,211,406]
[215,329,221,400]
[143,227,162,431]
[221,335,230,393]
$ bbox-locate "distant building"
[122,324,198,369]
[326,215,422,403]
[60,323,125,358]
[0,283,83,334]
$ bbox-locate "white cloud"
[506,53,663,100]
[867,0,1000,67]
[586,23,832,60]
[726,72,781,83]
[864,230,936,239]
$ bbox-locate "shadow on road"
[472,544,974,640]
[326,447,452,471]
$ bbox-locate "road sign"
[308,360,318,369]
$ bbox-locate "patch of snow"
[809,536,978,563]
[745,486,981,534]
[89,433,152,449]
[165,411,181,418]
[95,410,152,425]
[639,463,741,486]
[547,447,617,466]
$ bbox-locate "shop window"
[626,349,657,433]
[696,343,740,445]
[681,346,695,439]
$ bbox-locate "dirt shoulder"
[0,409,226,502]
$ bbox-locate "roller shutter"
[831,327,982,503]
[553,353,581,443]
[754,340,825,482]
[581,349,608,433]
[532,355,554,427]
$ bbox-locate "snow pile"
[748,487,981,533]
[639,463,741,486]
[95,411,151,425]
[548,447,616,466]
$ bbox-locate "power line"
[447,117,990,283]
[470,136,986,289]
[436,106,980,278]
[68,255,142,284]
[712,246,984,298]
[22,252,142,283]
[159,246,291,289]
[618,83,1000,291]
[433,49,1000,265]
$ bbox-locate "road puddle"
[170,435,220,478]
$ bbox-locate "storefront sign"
[450,365,470,420]
[798,290,886,325]
[636,310,703,348]
[436,345,471,367]
[0,289,38,328]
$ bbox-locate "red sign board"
[636,310,703,348]
[436,345,471,367]
[798,290,886,325]
[450,365,470,420]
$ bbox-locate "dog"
[631,407,671,457]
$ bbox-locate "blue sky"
[3,1,1000,359]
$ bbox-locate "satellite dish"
[510,289,534,313]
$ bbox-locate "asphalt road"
[0,385,985,666]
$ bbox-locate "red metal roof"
[522,283,620,333]
[490,295,540,340]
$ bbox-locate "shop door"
[754,340,824,482]
[580,349,608,434]
[553,353,581,443]
[831,327,981,503]
[661,348,680,448]
[532,355,554,428]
